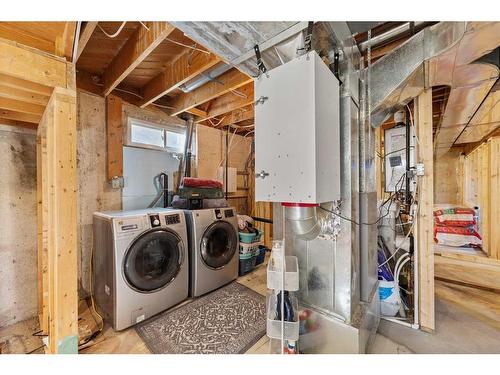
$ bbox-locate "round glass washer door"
[200,221,238,269]
[123,228,184,292]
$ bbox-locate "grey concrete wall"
[0,125,37,328]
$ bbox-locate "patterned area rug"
[135,282,266,354]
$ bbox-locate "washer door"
[123,229,183,292]
[200,221,238,269]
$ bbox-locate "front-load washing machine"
[184,207,239,297]
[92,208,188,330]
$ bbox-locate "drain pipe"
[182,114,195,177]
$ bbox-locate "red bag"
[434,225,482,247]
[434,207,476,227]
[181,177,223,189]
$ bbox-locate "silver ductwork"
[369,22,467,128]
[285,206,323,241]
[178,62,231,93]
[358,21,427,52]
[173,22,310,76]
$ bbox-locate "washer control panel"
[165,213,181,225]
[224,209,234,218]
[149,214,161,227]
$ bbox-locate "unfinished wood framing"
[139,49,220,108]
[415,88,435,331]
[169,68,253,116]
[75,22,98,63]
[102,22,175,96]
[462,136,500,259]
[37,88,78,353]
[106,94,124,180]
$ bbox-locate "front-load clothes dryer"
[184,207,239,297]
[92,208,188,330]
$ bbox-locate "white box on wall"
[254,50,340,204]
[217,166,237,193]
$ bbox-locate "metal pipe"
[285,206,322,241]
[179,62,231,93]
[359,21,426,52]
[162,173,169,208]
[182,114,195,177]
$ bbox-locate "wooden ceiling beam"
[0,117,37,129]
[55,22,77,61]
[75,22,98,63]
[167,68,253,116]
[215,105,254,127]
[0,97,45,116]
[0,108,41,123]
[102,22,175,96]
[186,107,208,117]
[140,49,220,108]
[0,38,67,88]
[0,83,50,106]
[196,82,254,123]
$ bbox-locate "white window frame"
[125,117,193,155]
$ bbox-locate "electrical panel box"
[384,126,416,192]
[254,51,340,204]
[217,166,237,193]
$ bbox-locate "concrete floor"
[377,285,500,354]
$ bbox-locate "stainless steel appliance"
[92,208,189,330]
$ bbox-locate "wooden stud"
[489,137,500,260]
[75,22,98,63]
[102,22,175,96]
[38,88,78,353]
[415,88,435,331]
[0,38,67,88]
[106,95,123,180]
[140,50,220,108]
[196,82,254,123]
[168,68,253,116]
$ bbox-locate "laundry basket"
[239,253,257,276]
[239,241,261,255]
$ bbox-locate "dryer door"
[200,221,238,269]
[123,229,184,292]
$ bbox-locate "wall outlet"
[111,176,124,189]
[416,163,425,176]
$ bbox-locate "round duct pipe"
[283,203,322,241]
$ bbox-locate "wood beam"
[0,73,53,96]
[0,83,50,106]
[186,107,208,117]
[216,105,254,127]
[75,22,98,63]
[0,97,46,116]
[106,95,123,180]
[140,50,220,108]
[0,108,40,123]
[102,22,175,96]
[196,82,254,123]
[415,88,435,331]
[0,117,37,129]
[37,88,78,353]
[55,22,77,61]
[0,37,67,88]
[168,68,253,116]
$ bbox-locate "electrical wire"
[165,37,211,54]
[98,22,127,38]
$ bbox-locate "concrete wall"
[0,125,37,327]
[434,147,464,205]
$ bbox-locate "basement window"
[126,118,188,154]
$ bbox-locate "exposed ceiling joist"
[75,22,98,63]
[215,104,254,127]
[0,108,41,123]
[0,83,50,106]
[186,107,208,117]
[167,68,252,116]
[196,82,254,123]
[55,22,77,60]
[0,96,45,116]
[140,49,220,108]
[0,117,37,129]
[102,22,175,96]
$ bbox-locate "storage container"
[239,241,261,255]
[239,253,257,276]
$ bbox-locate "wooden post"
[106,94,123,181]
[415,88,435,331]
[38,88,78,353]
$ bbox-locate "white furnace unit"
[254,50,340,204]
